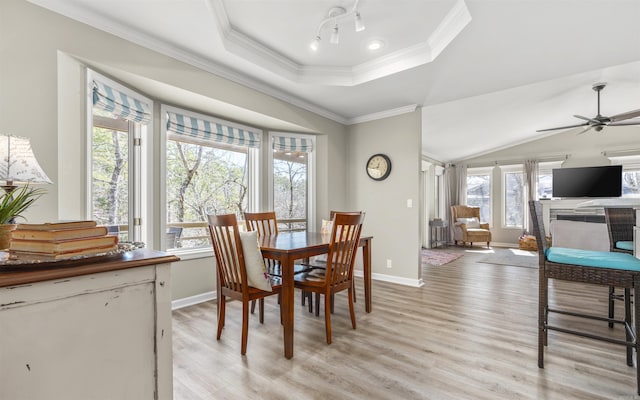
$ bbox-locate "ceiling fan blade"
[610,109,640,122]
[573,114,599,123]
[609,120,640,126]
[576,125,595,135]
[536,122,588,132]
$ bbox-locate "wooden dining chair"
[307,210,363,314]
[294,212,364,344]
[207,213,282,355]
[244,211,311,311]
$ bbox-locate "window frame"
[501,164,525,229]
[160,104,260,256]
[85,70,153,246]
[267,131,316,232]
[466,166,493,226]
[609,155,640,197]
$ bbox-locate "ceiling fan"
[537,82,640,135]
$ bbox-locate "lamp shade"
[0,135,52,186]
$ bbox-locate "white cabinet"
[0,250,177,400]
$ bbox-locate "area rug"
[478,248,538,269]
[421,249,463,266]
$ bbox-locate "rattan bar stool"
[530,201,640,395]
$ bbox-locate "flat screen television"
[552,165,622,198]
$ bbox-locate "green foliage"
[0,185,46,224]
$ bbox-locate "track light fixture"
[310,0,365,51]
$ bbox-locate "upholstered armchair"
[451,205,492,248]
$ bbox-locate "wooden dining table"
[258,231,372,359]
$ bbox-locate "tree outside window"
[504,169,524,227]
[166,140,249,249]
[273,150,307,232]
[466,169,491,224]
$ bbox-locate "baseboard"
[172,291,216,310]
[372,272,424,287]
[172,271,424,310]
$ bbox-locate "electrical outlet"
[386,259,392,268]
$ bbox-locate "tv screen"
[552,165,622,198]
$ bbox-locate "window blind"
[166,112,261,148]
[271,136,313,153]
[92,80,152,124]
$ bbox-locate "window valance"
[166,112,261,148]
[271,135,314,153]
[92,80,152,124]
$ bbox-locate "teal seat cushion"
[546,247,640,271]
[616,241,634,252]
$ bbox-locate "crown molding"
[27,0,348,125]
[347,104,418,125]
[210,0,471,86]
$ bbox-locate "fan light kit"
[537,83,640,135]
[310,0,365,51]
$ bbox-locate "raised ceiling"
[27,0,640,161]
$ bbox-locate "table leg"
[281,255,295,359]
[363,238,372,313]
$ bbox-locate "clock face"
[366,154,391,181]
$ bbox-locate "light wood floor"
[172,247,640,399]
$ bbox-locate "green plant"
[0,185,46,224]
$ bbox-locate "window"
[163,106,260,251]
[466,167,492,224]
[269,133,315,232]
[87,72,151,243]
[609,155,640,197]
[502,165,524,228]
[537,161,563,199]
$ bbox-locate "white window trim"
[500,164,524,229]
[466,166,493,226]
[86,69,153,246]
[267,131,316,231]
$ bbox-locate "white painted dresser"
[0,249,179,400]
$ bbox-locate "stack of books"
[9,221,118,261]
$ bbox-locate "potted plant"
[0,185,46,250]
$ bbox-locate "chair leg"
[250,299,256,314]
[331,294,335,314]
[633,281,640,395]
[324,293,332,345]
[315,293,320,316]
[609,286,615,328]
[241,300,249,355]
[624,288,632,366]
[486,241,490,248]
[259,298,265,324]
[348,286,356,329]
[538,269,547,368]
[217,295,226,340]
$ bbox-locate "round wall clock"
[366,153,392,181]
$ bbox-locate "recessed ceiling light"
[367,40,384,51]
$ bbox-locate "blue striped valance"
[272,136,314,153]
[166,112,261,148]
[92,81,152,124]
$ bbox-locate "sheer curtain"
[443,164,457,241]
[524,159,539,232]
[456,163,467,205]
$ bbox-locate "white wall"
[0,0,348,301]
[463,125,640,244]
[346,111,423,286]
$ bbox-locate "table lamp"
[0,134,52,193]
